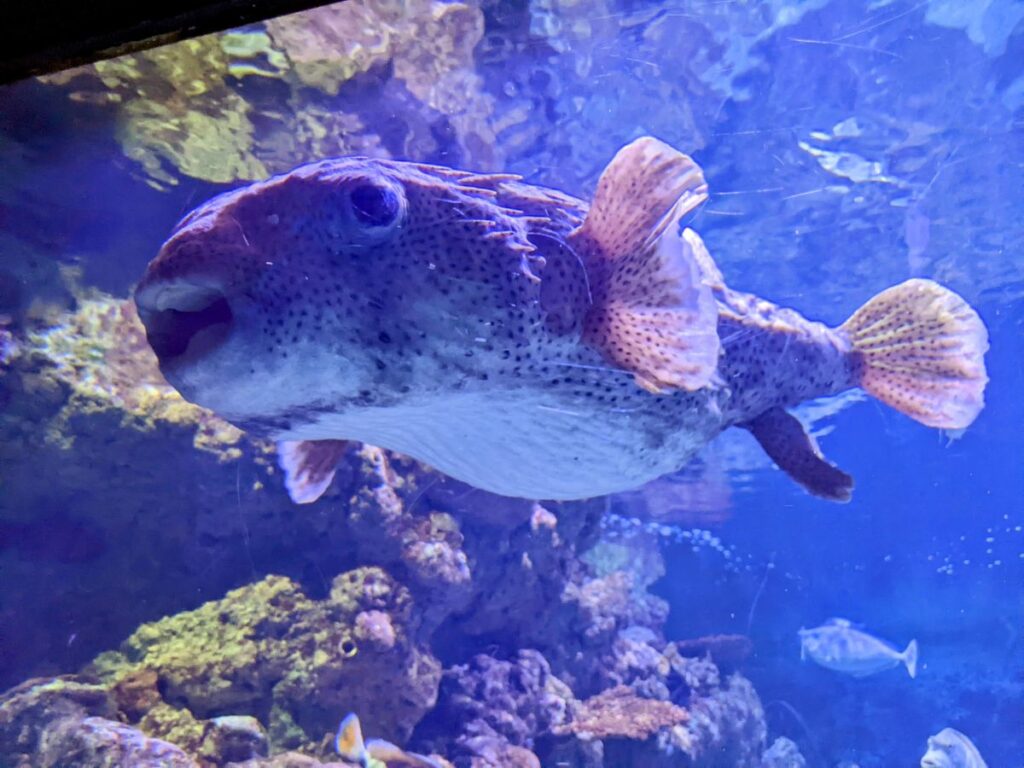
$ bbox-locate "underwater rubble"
[0,290,796,766]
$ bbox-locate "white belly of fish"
[287,391,707,500]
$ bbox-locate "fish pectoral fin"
[277,439,350,504]
[571,137,720,393]
[742,407,853,502]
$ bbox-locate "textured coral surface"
[0,288,773,766]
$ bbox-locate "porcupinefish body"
[134,138,989,504]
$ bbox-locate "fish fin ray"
[575,136,708,257]
[742,408,854,501]
[335,713,367,762]
[903,638,918,678]
[684,227,726,291]
[573,138,719,393]
[841,279,988,429]
[277,439,350,504]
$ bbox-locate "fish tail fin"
[840,279,988,430]
[903,639,918,678]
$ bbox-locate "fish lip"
[134,277,234,368]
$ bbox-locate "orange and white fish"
[135,137,988,504]
[335,713,442,768]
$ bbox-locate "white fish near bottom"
[921,727,988,768]
[798,618,918,678]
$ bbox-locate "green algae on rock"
[22,295,243,456]
[37,0,497,189]
[88,571,440,754]
[0,293,769,767]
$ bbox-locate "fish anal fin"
[277,439,350,504]
[743,407,853,502]
[572,138,720,393]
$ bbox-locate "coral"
[557,570,670,695]
[673,634,754,674]
[0,291,768,768]
[560,685,687,741]
[88,571,440,751]
[761,737,806,767]
[38,0,497,188]
[422,650,573,762]
[228,756,358,768]
[202,716,269,764]
[45,717,199,767]
[344,446,476,632]
[671,673,767,768]
[0,676,196,767]
[12,293,241,457]
[458,738,541,768]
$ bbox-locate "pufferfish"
[134,137,989,504]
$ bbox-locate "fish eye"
[349,182,399,228]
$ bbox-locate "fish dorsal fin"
[742,408,854,502]
[277,439,350,504]
[684,228,725,291]
[825,617,854,628]
[335,713,367,762]
[570,137,720,393]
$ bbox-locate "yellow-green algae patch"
[37,0,498,187]
[27,294,243,459]
[88,570,441,755]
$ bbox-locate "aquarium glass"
[0,1,1021,766]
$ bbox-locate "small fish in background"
[335,713,443,768]
[920,727,988,768]
[798,618,918,678]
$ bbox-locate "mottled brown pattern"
[561,685,687,740]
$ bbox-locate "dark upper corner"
[0,0,348,85]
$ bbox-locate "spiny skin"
[135,156,853,500]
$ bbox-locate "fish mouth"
[134,278,233,366]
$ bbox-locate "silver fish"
[921,728,988,768]
[798,618,918,678]
[134,137,989,504]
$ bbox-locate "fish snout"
[134,275,233,368]
[135,223,257,369]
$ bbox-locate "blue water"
[0,1,1021,766]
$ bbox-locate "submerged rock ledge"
[1,295,791,766]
